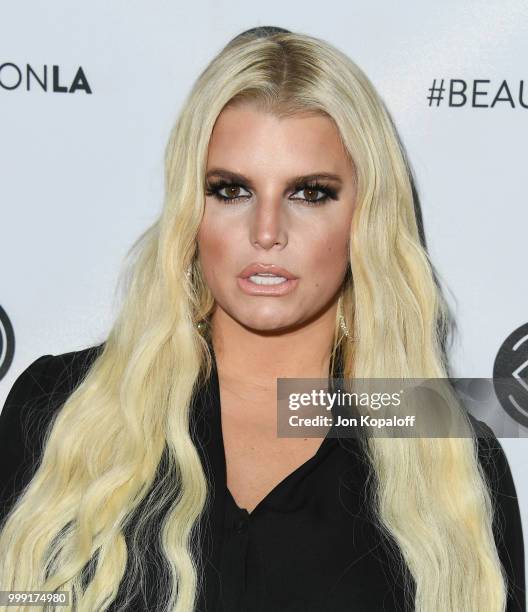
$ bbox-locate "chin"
[239,314,301,334]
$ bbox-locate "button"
[234,517,248,533]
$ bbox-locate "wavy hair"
[0,28,507,611]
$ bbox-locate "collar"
[188,343,356,608]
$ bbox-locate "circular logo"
[493,322,528,428]
[0,305,16,382]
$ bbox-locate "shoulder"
[0,343,105,524]
[468,414,526,611]
[1,343,105,422]
[467,414,521,500]
[466,413,520,504]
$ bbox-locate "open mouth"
[246,273,288,285]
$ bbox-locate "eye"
[290,182,337,206]
[205,181,251,204]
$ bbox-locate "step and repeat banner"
[1,0,527,586]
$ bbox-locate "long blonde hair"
[0,30,507,611]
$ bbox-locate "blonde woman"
[0,26,525,612]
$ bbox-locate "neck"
[209,306,338,393]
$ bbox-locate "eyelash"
[204,180,338,206]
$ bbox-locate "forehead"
[206,103,352,175]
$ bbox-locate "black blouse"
[0,343,525,612]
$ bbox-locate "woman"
[0,26,525,612]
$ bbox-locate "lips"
[239,262,297,280]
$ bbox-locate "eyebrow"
[205,168,343,190]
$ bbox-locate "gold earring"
[338,304,358,341]
[339,313,350,338]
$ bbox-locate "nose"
[249,197,288,250]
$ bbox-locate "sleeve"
[475,419,526,612]
[0,354,55,526]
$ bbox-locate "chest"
[220,406,325,513]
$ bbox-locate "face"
[197,103,357,335]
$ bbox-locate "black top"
[0,344,525,612]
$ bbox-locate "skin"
[196,102,357,511]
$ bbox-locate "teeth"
[248,274,287,285]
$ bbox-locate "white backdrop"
[1,0,527,598]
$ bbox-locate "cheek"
[308,229,350,287]
[318,227,349,263]
[197,216,240,274]
[197,216,225,260]
[197,229,220,262]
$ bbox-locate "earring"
[339,313,350,338]
[338,305,359,341]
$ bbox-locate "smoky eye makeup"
[204,179,340,206]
